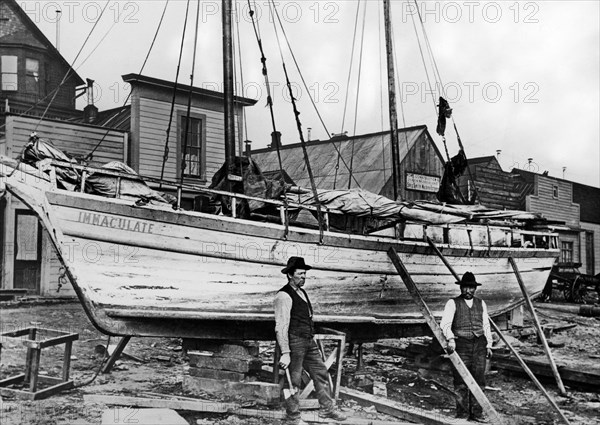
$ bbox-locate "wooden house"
[0,0,84,133]
[1,115,127,296]
[252,125,445,202]
[571,182,599,275]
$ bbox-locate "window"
[25,58,39,94]
[179,115,205,179]
[1,55,18,91]
[552,185,559,198]
[561,241,573,263]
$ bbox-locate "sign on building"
[405,172,440,193]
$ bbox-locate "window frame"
[176,111,207,181]
[1,55,18,91]
[560,241,574,263]
[25,58,40,94]
[552,185,559,199]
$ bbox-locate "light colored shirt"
[440,298,493,349]
[274,285,309,354]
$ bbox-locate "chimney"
[496,149,502,169]
[562,166,566,179]
[244,140,252,158]
[307,127,312,142]
[83,78,98,123]
[55,10,62,51]
[271,131,282,149]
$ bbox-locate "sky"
[20,0,600,188]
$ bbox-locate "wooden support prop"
[387,247,506,424]
[489,319,571,424]
[101,336,132,374]
[428,237,571,423]
[509,257,567,396]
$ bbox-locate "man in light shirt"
[440,271,493,422]
[274,256,346,425]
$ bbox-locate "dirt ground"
[0,300,599,425]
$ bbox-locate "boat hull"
[7,183,559,341]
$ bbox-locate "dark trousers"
[452,335,487,418]
[285,335,334,420]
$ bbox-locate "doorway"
[13,210,42,293]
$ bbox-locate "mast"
[383,0,401,200]
[222,0,236,182]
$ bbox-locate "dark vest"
[279,284,315,338]
[451,296,484,339]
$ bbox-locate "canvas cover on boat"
[288,188,544,224]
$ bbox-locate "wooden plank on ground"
[229,408,416,424]
[83,394,238,413]
[340,387,468,425]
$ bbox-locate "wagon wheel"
[570,275,589,304]
[563,279,575,302]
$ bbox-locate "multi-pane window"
[561,241,573,263]
[180,115,203,178]
[1,55,18,91]
[25,58,39,94]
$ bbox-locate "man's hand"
[486,348,493,359]
[446,338,456,354]
[279,353,291,369]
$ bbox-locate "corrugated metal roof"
[252,126,429,194]
[93,106,131,131]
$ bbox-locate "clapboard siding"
[526,176,580,227]
[5,115,126,166]
[136,97,239,184]
[400,132,444,202]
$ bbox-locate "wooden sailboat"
[0,0,559,342]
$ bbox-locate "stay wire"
[347,2,368,190]
[270,0,361,189]
[389,4,410,158]
[159,0,187,184]
[179,0,201,188]
[35,1,110,131]
[88,0,171,163]
[268,0,324,243]
[378,2,387,181]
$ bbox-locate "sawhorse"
[273,328,346,402]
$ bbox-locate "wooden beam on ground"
[229,407,416,424]
[489,319,571,424]
[387,247,507,425]
[509,257,567,395]
[340,387,469,425]
[83,394,239,413]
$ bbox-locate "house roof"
[467,155,500,168]
[1,0,84,86]
[573,182,600,224]
[93,106,132,131]
[122,74,258,106]
[252,125,439,194]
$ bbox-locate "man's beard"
[462,293,474,300]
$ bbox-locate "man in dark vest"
[440,271,493,422]
[274,256,347,425]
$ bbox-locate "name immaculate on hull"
[78,211,156,234]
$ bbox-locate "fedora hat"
[456,271,481,286]
[281,256,312,274]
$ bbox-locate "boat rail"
[31,160,559,249]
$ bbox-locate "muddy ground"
[0,300,599,425]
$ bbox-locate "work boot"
[319,409,347,421]
[470,414,490,423]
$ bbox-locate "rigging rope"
[158,0,186,184]
[347,2,368,190]
[378,3,387,181]
[268,0,324,243]
[246,0,290,238]
[35,1,110,131]
[334,0,361,190]
[87,0,171,163]
[179,0,201,188]
[269,0,361,189]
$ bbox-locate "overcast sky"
[22,0,599,187]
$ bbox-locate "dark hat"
[456,271,481,286]
[281,256,312,274]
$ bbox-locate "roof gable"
[252,126,439,193]
[0,0,84,85]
